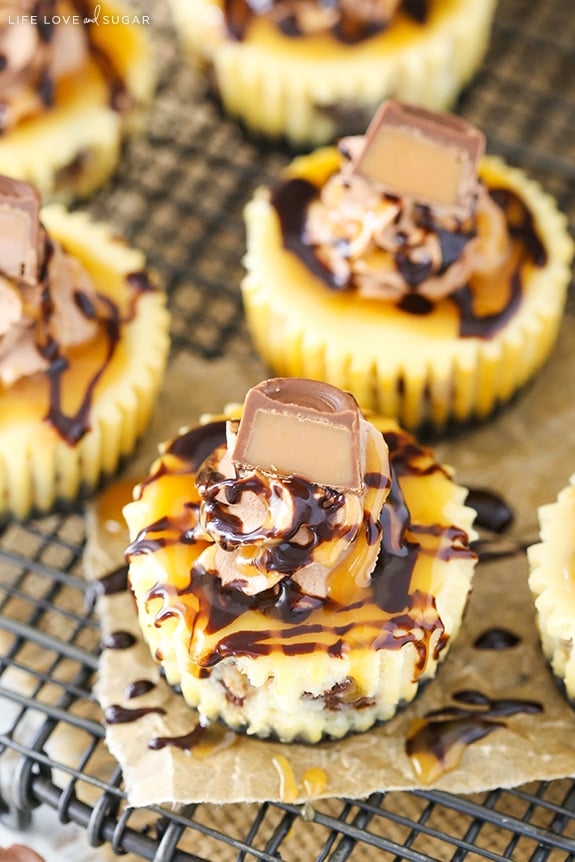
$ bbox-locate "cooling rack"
[1,0,575,858]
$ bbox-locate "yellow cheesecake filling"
[125,410,477,706]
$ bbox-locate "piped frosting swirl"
[303,103,512,303]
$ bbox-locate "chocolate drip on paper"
[465,488,514,533]
[102,630,137,650]
[406,689,542,783]
[125,679,156,699]
[104,704,167,725]
[474,629,520,650]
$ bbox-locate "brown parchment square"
[84,325,575,807]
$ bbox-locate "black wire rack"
[1,0,575,859]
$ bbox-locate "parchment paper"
[84,320,575,807]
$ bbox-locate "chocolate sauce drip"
[104,704,166,724]
[452,271,522,340]
[148,727,204,751]
[403,0,427,23]
[85,565,129,612]
[125,679,157,699]
[73,289,97,320]
[224,0,429,42]
[102,630,137,650]
[166,421,227,469]
[271,179,344,289]
[465,488,514,533]
[396,250,434,288]
[271,178,545,340]
[490,187,547,267]
[474,628,520,650]
[42,293,121,445]
[96,565,129,596]
[398,294,433,315]
[406,689,542,781]
[436,227,475,273]
[470,537,527,563]
[126,271,157,293]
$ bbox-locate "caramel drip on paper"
[406,690,542,783]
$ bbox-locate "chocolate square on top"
[353,101,485,220]
[231,378,365,492]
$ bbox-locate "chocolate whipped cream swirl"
[304,134,511,303]
[224,0,427,43]
[191,379,391,599]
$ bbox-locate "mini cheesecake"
[0,176,170,521]
[124,378,477,743]
[528,476,575,704]
[0,0,154,200]
[169,0,498,146]
[242,101,574,431]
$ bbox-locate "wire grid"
[1,0,575,858]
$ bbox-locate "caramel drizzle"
[127,421,474,674]
[406,689,542,783]
[34,258,155,446]
[223,0,429,43]
[270,177,546,340]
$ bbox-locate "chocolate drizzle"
[34,260,154,446]
[42,293,121,445]
[104,704,166,724]
[465,488,514,533]
[223,0,429,43]
[127,420,473,673]
[406,689,542,782]
[85,564,129,612]
[102,630,137,650]
[125,679,156,699]
[270,176,546,340]
[474,628,520,650]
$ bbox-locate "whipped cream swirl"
[193,419,390,598]
[304,135,511,302]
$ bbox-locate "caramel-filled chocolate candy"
[231,378,365,492]
[0,175,42,285]
[353,101,485,219]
